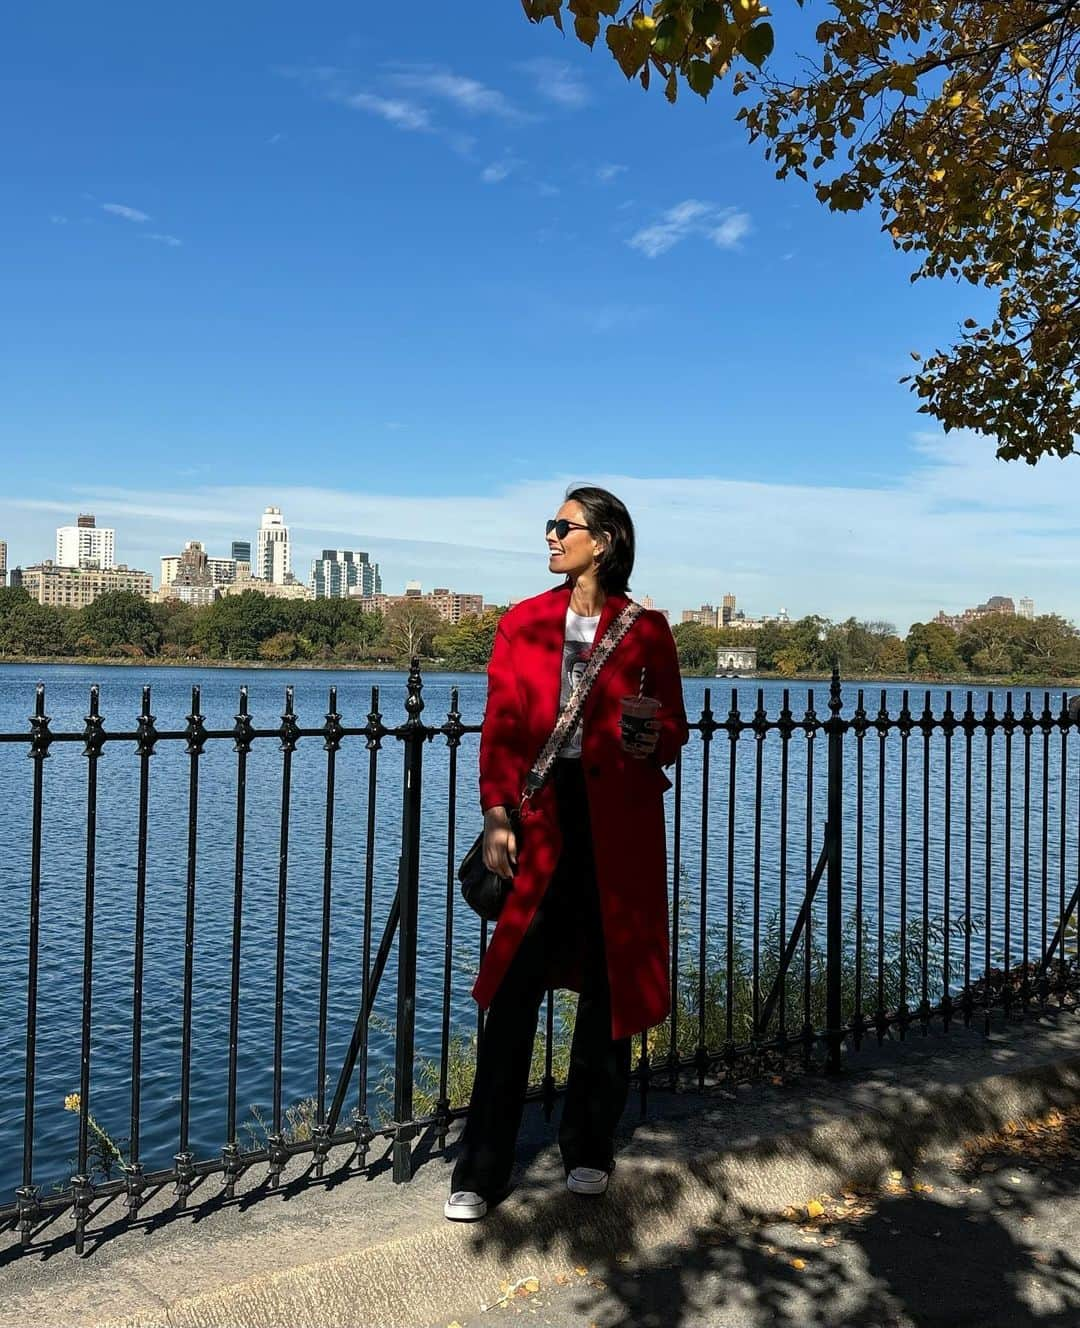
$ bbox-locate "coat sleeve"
[478,620,527,812]
[649,613,690,769]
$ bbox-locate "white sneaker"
[444,1190,488,1221]
[566,1167,609,1196]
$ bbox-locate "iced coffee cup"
[621,694,661,751]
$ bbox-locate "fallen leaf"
[554,1273,572,1286]
[913,1183,934,1193]
[889,1170,903,1181]
[575,1266,588,1277]
[791,1258,807,1271]
[807,1200,825,1218]
[518,1277,540,1296]
[447,1322,464,1328]
[588,1278,607,1290]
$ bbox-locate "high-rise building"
[681,604,718,628]
[637,595,670,622]
[231,540,252,564]
[721,593,737,626]
[256,507,290,584]
[56,513,115,570]
[310,549,381,599]
[427,587,484,624]
[351,582,482,623]
[0,539,6,589]
[160,542,220,607]
[1018,597,1035,620]
[161,548,237,591]
[22,561,153,609]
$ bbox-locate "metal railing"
[1,665,1078,1255]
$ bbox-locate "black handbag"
[458,602,644,921]
[458,810,520,922]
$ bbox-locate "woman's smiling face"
[547,500,606,581]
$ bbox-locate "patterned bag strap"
[521,601,644,801]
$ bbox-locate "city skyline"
[0,496,1055,634]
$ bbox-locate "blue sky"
[2,1,1078,629]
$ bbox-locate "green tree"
[906,620,963,675]
[1020,613,1080,677]
[194,592,287,660]
[874,634,909,677]
[432,610,503,670]
[525,0,1080,462]
[773,644,809,677]
[153,599,200,653]
[0,588,66,657]
[71,591,162,656]
[382,599,443,663]
[751,620,790,671]
[337,605,386,653]
[258,631,303,662]
[672,620,718,673]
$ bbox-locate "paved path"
[432,1105,1080,1327]
[5,1009,1080,1326]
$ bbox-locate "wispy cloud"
[3,436,1078,626]
[519,59,590,109]
[49,214,68,225]
[279,64,482,157]
[712,211,751,249]
[388,66,527,121]
[142,232,183,248]
[596,163,627,184]
[481,157,519,184]
[102,202,150,223]
[339,90,431,131]
[629,200,751,258]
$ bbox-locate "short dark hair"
[564,485,635,595]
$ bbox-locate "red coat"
[473,585,690,1040]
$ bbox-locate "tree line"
[673,614,1080,681]
[2,588,1078,680]
[0,587,500,669]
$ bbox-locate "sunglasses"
[546,518,590,540]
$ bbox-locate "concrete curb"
[93,1047,1080,1328]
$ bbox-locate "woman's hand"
[622,718,661,759]
[483,806,518,879]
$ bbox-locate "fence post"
[392,658,425,1183]
[826,666,845,1075]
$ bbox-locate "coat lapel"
[534,584,572,738]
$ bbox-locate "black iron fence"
[1,666,1079,1256]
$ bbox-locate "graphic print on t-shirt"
[559,609,600,760]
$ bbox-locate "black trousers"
[452,760,632,1200]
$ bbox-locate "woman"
[446,485,689,1221]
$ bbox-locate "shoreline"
[1,656,1078,690]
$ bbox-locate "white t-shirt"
[558,607,600,760]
